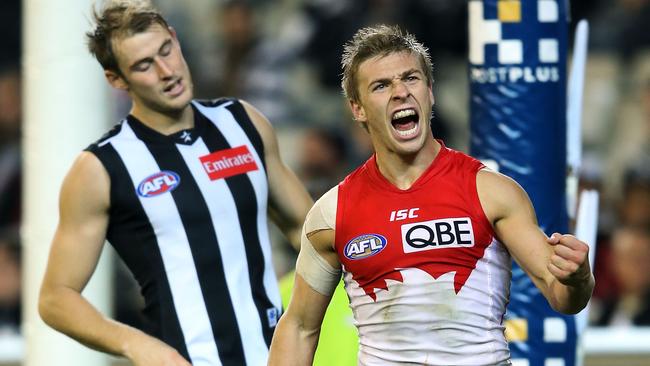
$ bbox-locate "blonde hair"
[341,24,433,103]
[86,0,170,74]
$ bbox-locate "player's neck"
[375,138,441,190]
[130,104,194,135]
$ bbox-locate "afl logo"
[344,234,387,260]
[136,171,180,198]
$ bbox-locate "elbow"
[38,285,60,328]
[38,289,53,325]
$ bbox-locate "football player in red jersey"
[269,25,594,366]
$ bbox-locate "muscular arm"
[242,101,313,250]
[268,190,341,365]
[477,169,594,314]
[39,152,189,366]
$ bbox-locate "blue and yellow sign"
[469,1,577,366]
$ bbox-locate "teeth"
[392,109,416,120]
[396,125,418,137]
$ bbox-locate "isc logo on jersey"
[401,217,474,253]
[137,171,181,197]
[344,234,387,260]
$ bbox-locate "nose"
[154,58,174,79]
[392,80,410,100]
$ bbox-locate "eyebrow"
[367,68,422,90]
[129,38,172,70]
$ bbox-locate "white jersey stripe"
[176,136,268,365]
[109,122,221,366]
[194,101,282,311]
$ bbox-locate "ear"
[429,83,435,106]
[105,70,128,91]
[349,99,367,123]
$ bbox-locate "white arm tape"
[295,229,341,296]
[295,187,341,296]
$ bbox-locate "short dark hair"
[341,24,433,103]
[86,0,170,74]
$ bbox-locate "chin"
[395,136,426,155]
[168,93,193,109]
[158,101,191,115]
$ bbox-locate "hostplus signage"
[469,0,562,84]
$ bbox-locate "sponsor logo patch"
[136,171,181,197]
[344,234,387,260]
[200,145,258,180]
[267,307,281,328]
[401,217,474,253]
[389,207,420,221]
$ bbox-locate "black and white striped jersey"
[86,98,282,366]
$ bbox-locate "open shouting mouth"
[391,108,419,138]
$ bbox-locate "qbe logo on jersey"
[469,0,562,84]
[401,217,474,253]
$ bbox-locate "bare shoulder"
[476,168,524,195]
[65,152,109,189]
[239,99,276,146]
[476,168,533,224]
[60,151,110,214]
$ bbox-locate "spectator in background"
[203,0,303,125]
[590,161,650,305]
[619,164,650,228]
[298,127,350,199]
[0,228,20,334]
[603,77,650,215]
[592,226,650,326]
[0,65,21,228]
[212,0,255,98]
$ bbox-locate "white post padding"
[23,1,113,365]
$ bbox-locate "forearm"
[268,222,337,365]
[268,316,319,366]
[39,285,148,358]
[548,272,595,314]
[269,168,313,252]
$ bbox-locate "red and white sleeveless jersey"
[335,143,512,365]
